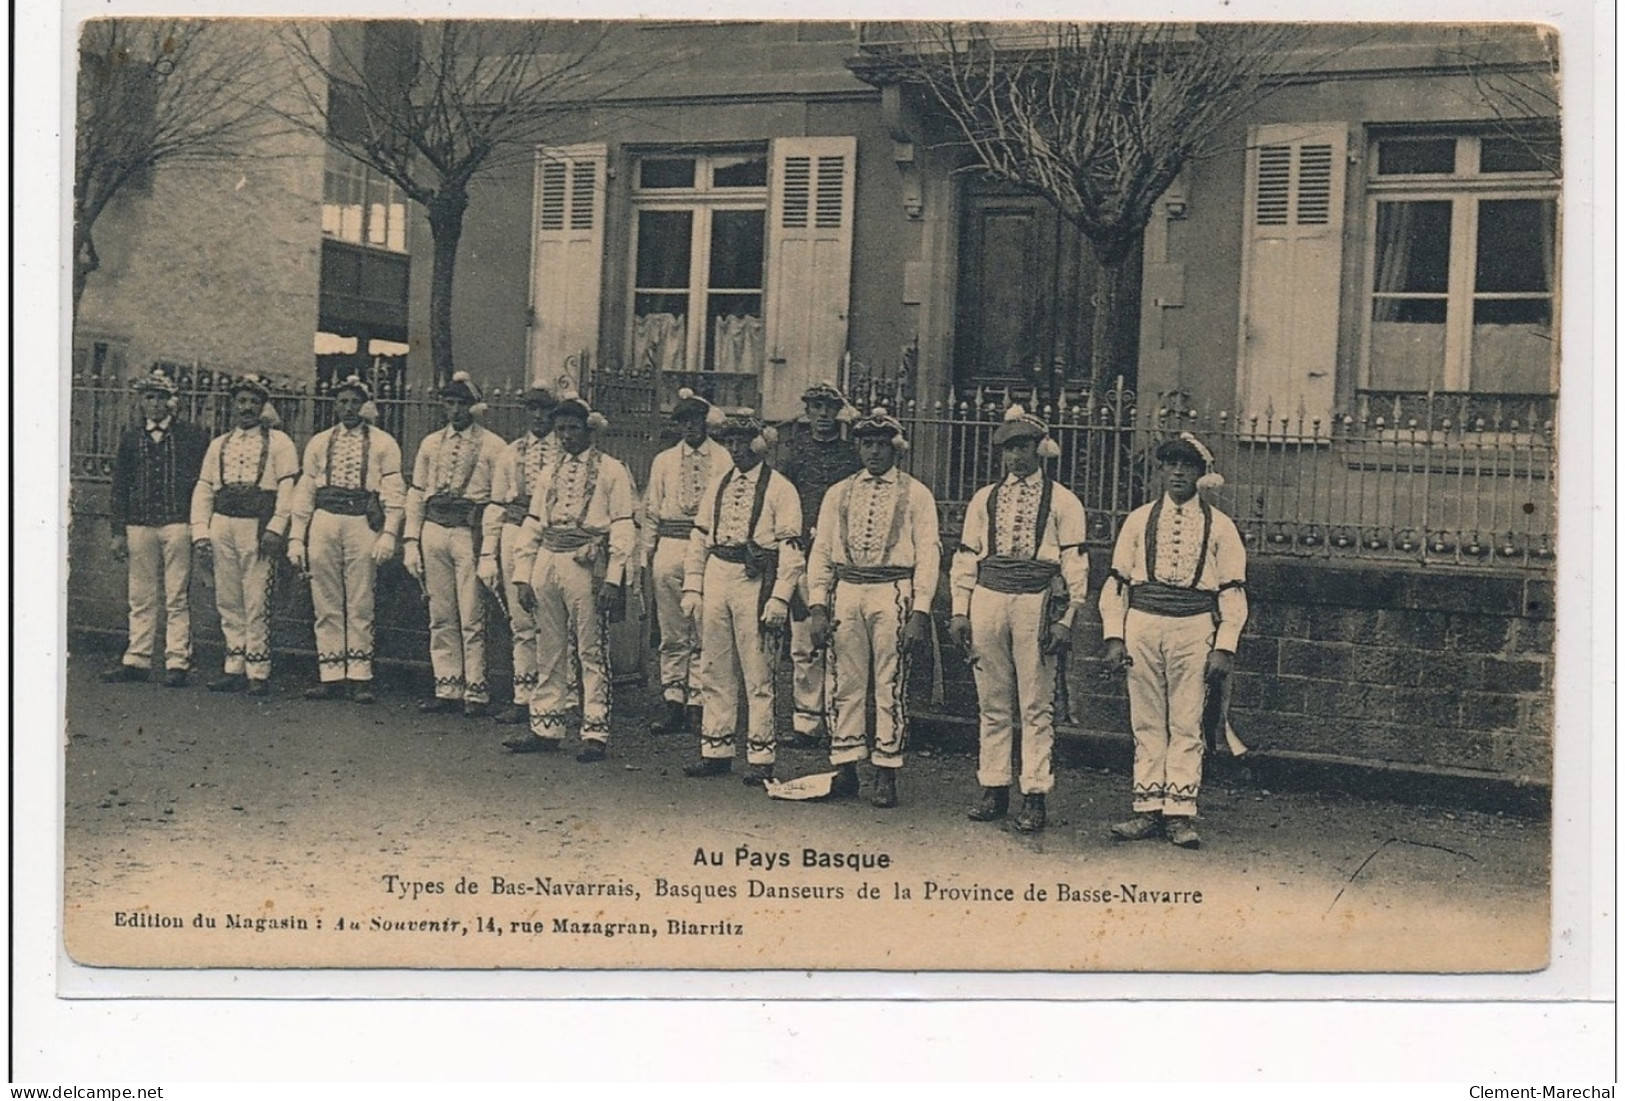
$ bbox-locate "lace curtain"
[712,313,765,374]
[633,313,687,374]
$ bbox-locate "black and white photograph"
[49,11,1583,983]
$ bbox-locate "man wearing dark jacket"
[101,368,212,687]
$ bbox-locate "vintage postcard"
[57,10,1573,980]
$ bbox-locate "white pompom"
[760,426,779,447]
[837,403,858,423]
[1038,437,1061,460]
[587,411,608,431]
[359,401,380,424]
[259,401,281,429]
[872,406,889,418]
[677,387,694,400]
[452,370,471,383]
[1197,472,1225,492]
[1004,404,1026,422]
[470,401,488,417]
[705,406,726,428]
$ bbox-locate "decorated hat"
[521,384,559,410]
[671,387,713,421]
[850,406,908,452]
[992,404,1061,459]
[331,374,379,424]
[551,379,608,432]
[133,367,178,397]
[1157,432,1224,491]
[801,380,859,423]
[708,406,779,455]
[439,371,488,415]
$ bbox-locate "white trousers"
[1124,608,1213,818]
[827,579,911,769]
[209,514,273,679]
[697,558,776,765]
[789,575,827,736]
[308,510,378,683]
[500,523,539,703]
[968,587,1056,795]
[422,521,488,703]
[122,523,193,671]
[652,535,701,706]
[526,548,610,743]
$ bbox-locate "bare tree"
[862,22,1307,391]
[282,20,644,385]
[74,19,281,322]
[1446,26,1561,176]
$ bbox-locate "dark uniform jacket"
[109,418,212,533]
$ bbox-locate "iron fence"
[70,369,1556,570]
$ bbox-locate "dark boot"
[870,768,898,808]
[685,705,704,734]
[740,764,774,787]
[1014,793,1047,833]
[245,678,269,697]
[967,786,1010,822]
[649,699,688,735]
[305,682,346,701]
[99,663,148,684]
[575,740,607,763]
[828,762,860,799]
[683,757,732,778]
[494,703,528,725]
[208,673,247,693]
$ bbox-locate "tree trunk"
[1088,249,1125,394]
[71,218,99,330]
[426,190,469,388]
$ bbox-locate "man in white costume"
[805,408,940,808]
[509,392,636,761]
[948,406,1090,833]
[287,375,406,703]
[190,374,300,695]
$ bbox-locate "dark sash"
[834,564,912,585]
[314,487,372,517]
[424,495,479,529]
[976,556,1061,595]
[214,484,275,520]
[1128,582,1219,618]
[657,519,696,540]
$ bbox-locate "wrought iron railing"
[70,369,1556,570]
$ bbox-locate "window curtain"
[1472,199,1558,394]
[1369,202,1438,391]
[712,313,765,374]
[634,313,687,374]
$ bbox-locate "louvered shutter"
[1236,123,1348,432]
[762,137,857,422]
[529,143,606,390]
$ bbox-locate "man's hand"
[1102,638,1131,673]
[110,533,129,562]
[369,533,396,567]
[681,591,703,621]
[1205,649,1235,681]
[287,539,308,573]
[402,540,423,580]
[515,582,537,614]
[948,614,972,651]
[760,595,789,630]
[599,581,626,623]
[806,606,832,652]
[1041,617,1073,656]
[259,529,286,559]
[192,538,213,565]
[902,610,930,651]
[476,555,500,592]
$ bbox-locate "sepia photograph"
[55,12,1570,980]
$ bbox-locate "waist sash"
[314,486,372,516]
[657,519,696,540]
[709,544,751,565]
[834,564,912,585]
[976,556,1059,595]
[502,501,528,525]
[214,484,275,520]
[1129,582,1218,618]
[424,495,478,529]
[540,527,602,553]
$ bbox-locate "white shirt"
[806,466,941,611]
[1098,493,1249,653]
[949,471,1091,624]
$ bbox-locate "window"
[322,153,409,253]
[1363,130,1559,395]
[628,151,770,381]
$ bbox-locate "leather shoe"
[419,697,460,714]
[575,741,608,763]
[99,664,147,684]
[163,669,189,688]
[349,683,375,705]
[305,683,346,701]
[208,673,247,693]
[1110,813,1164,842]
[829,763,860,799]
[494,704,528,725]
[1014,793,1047,833]
[870,768,898,809]
[1164,817,1201,849]
[740,764,774,787]
[967,786,1010,822]
[463,702,490,719]
[246,679,269,697]
[684,758,732,778]
[503,732,557,753]
[785,731,823,751]
[649,700,688,735]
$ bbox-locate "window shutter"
[762,136,857,422]
[1236,123,1348,432]
[529,143,606,390]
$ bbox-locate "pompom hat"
[439,371,488,416]
[801,380,859,423]
[671,387,713,421]
[230,373,281,429]
[992,404,1061,460]
[1157,432,1225,492]
[850,407,908,453]
[332,374,379,424]
[711,406,778,455]
[552,379,609,432]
